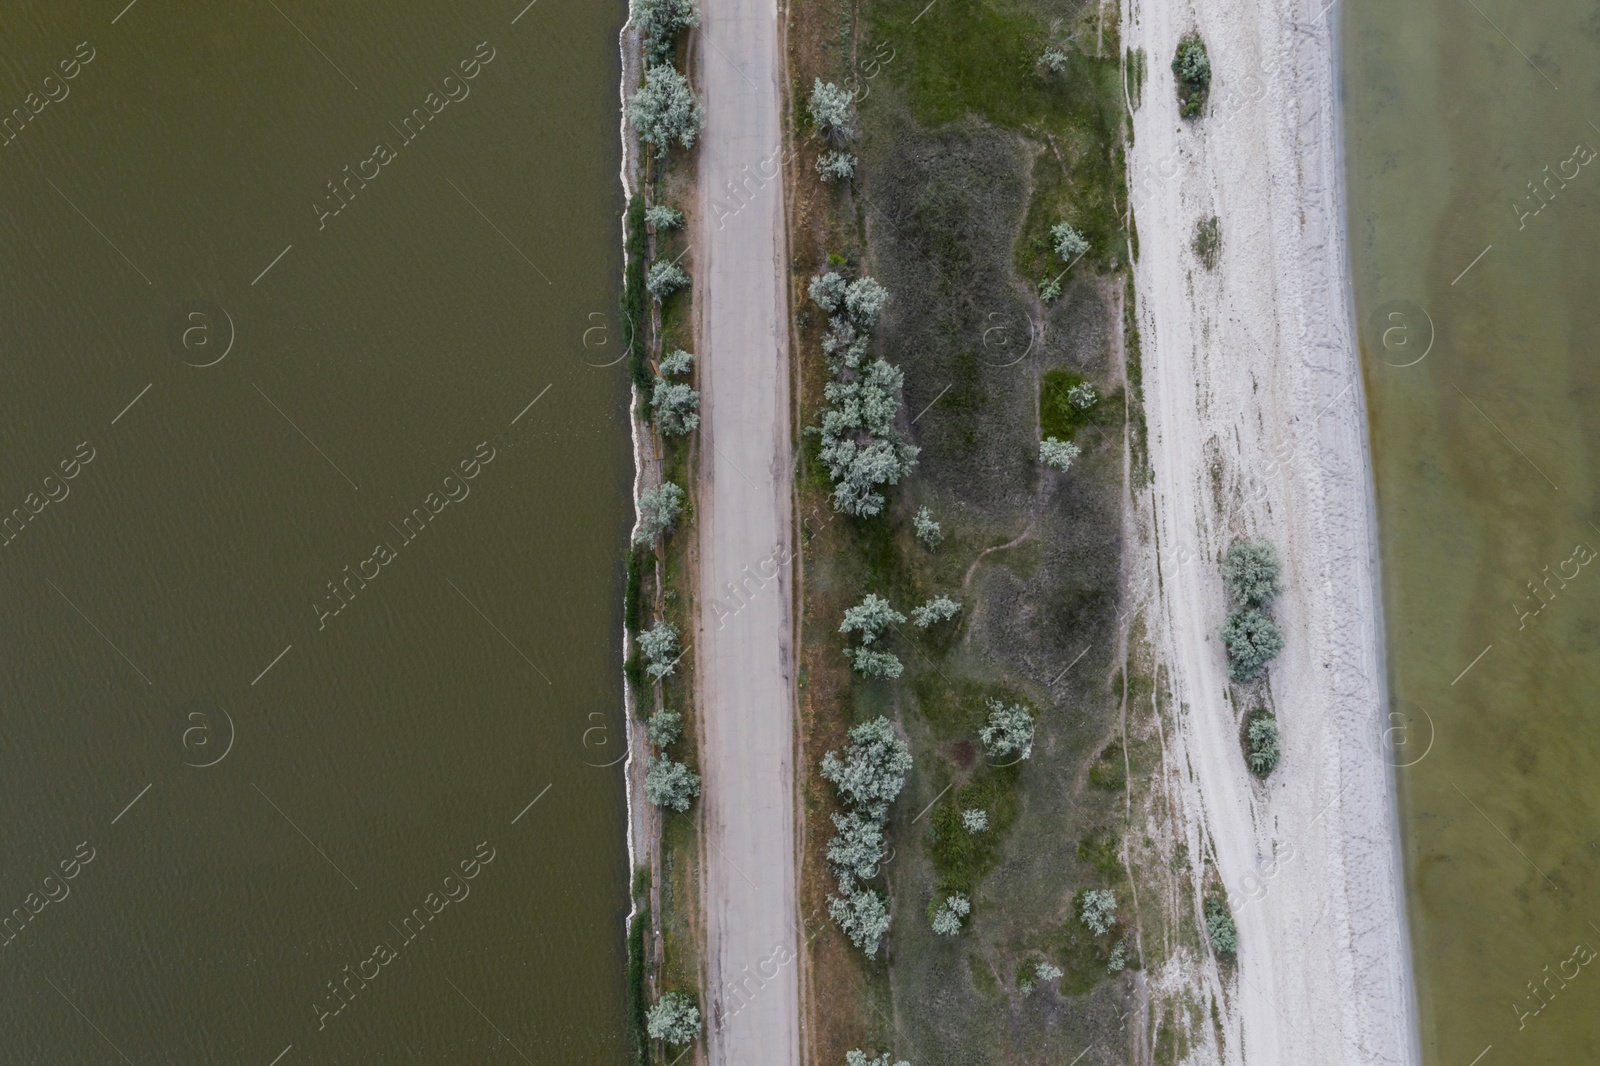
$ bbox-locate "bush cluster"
[821,717,912,956]
[928,892,970,936]
[1220,540,1284,682]
[913,506,942,549]
[627,63,705,158]
[1173,32,1211,118]
[633,481,685,546]
[1205,896,1238,955]
[805,271,919,516]
[978,700,1035,761]
[1245,710,1281,776]
[1079,888,1118,936]
[650,347,699,436]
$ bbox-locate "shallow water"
[1344,0,1600,1057]
[0,1,632,1061]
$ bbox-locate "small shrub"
[1193,215,1221,269]
[827,810,886,886]
[645,990,702,1045]
[633,0,700,65]
[1040,47,1068,73]
[910,595,961,628]
[961,808,988,833]
[651,379,700,436]
[627,63,705,157]
[808,270,848,313]
[1040,436,1080,472]
[846,1051,909,1066]
[816,150,857,182]
[821,716,912,819]
[840,593,904,645]
[1205,896,1238,955]
[843,277,889,330]
[1107,940,1129,972]
[845,646,904,679]
[658,348,694,376]
[978,700,1035,761]
[1050,221,1089,261]
[1173,32,1211,118]
[1038,277,1062,302]
[913,506,942,549]
[1245,710,1281,776]
[1079,888,1118,936]
[828,888,890,956]
[1222,540,1283,606]
[638,620,679,679]
[646,708,682,747]
[1034,959,1064,985]
[645,259,690,301]
[808,79,857,140]
[929,892,971,936]
[1066,382,1098,409]
[645,755,700,811]
[645,203,685,230]
[633,481,685,546]
[1221,606,1284,682]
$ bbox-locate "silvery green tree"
[638,619,680,679]
[633,0,700,65]
[628,63,705,157]
[1222,540,1284,607]
[828,887,890,956]
[1040,436,1080,472]
[645,990,702,1045]
[816,151,857,183]
[827,810,886,886]
[652,379,700,436]
[817,424,919,518]
[633,481,685,546]
[913,507,942,549]
[844,646,903,680]
[1079,888,1118,936]
[645,203,685,230]
[821,716,912,820]
[961,808,988,833]
[979,700,1035,761]
[645,755,701,811]
[646,259,690,301]
[646,708,682,747]
[1051,221,1089,260]
[843,277,889,330]
[910,595,961,628]
[1067,382,1098,409]
[1221,606,1284,682]
[840,593,904,645]
[659,348,694,376]
[1034,959,1064,984]
[808,79,857,141]
[809,271,848,313]
[846,1051,910,1066]
[929,893,970,936]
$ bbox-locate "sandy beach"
[1124,0,1420,1061]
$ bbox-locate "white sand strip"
[1124,0,1420,1061]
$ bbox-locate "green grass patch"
[926,764,1021,893]
[1039,368,1124,441]
[1087,740,1126,790]
[626,893,650,1066]
[1076,827,1121,879]
[622,195,651,394]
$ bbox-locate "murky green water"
[0,1,631,1061]
[1345,0,1600,1058]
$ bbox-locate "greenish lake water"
[1344,0,1600,1057]
[0,1,632,1061]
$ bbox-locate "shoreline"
[1126,0,1420,1059]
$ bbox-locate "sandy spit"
[1122,0,1421,1062]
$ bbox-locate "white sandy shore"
[1124,0,1420,1062]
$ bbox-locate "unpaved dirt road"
[691,0,800,1061]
